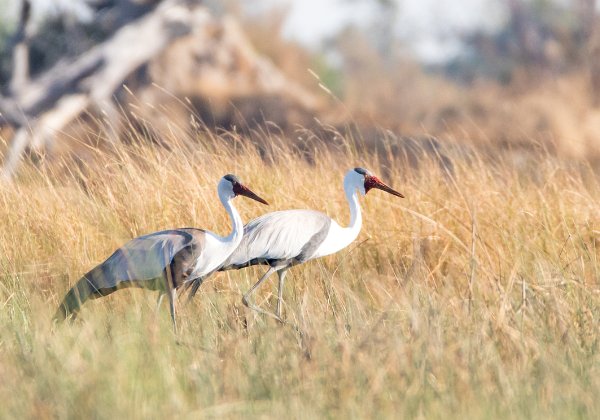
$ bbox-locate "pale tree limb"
[1,128,30,181]
[1,0,211,179]
[9,0,32,97]
[29,94,91,151]
[0,95,27,126]
[1,0,323,180]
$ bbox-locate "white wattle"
[313,174,363,258]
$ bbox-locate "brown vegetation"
[0,125,598,417]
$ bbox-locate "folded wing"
[54,228,205,320]
[221,210,332,270]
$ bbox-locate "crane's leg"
[156,291,165,311]
[276,268,289,321]
[242,266,283,322]
[164,257,178,334]
[167,287,177,333]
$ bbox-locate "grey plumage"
[54,228,205,321]
[354,167,371,176]
[216,210,333,321]
[223,174,241,184]
[53,173,269,331]
[215,167,402,322]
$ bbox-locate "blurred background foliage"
[0,4,598,417]
[2,0,600,169]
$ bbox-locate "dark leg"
[167,287,177,333]
[164,254,180,334]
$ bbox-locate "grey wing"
[84,228,205,291]
[53,229,206,321]
[221,210,332,270]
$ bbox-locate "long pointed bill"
[235,183,269,205]
[366,176,405,198]
[375,181,404,198]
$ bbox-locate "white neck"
[188,187,245,279]
[312,176,364,259]
[343,178,363,242]
[219,192,244,246]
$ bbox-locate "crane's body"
[219,168,403,321]
[54,174,267,331]
[73,228,207,293]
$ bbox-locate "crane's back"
[221,209,332,269]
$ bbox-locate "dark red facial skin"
[364,175,404,198]
[232,182,247,196]
[364,175,382,194]
[232,182,269,205]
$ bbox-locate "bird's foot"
[242,297,285,324]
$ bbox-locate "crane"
[54,174,268,331]
[215,167,403,322]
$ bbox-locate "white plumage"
[219,167,404,321]
[224,209,331,267]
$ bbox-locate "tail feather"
[53,275,101,322]
[53,266,164,322]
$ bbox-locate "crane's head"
[219,174,269,205]
[347,167,404,198]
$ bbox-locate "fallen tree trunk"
[1,0,211,180]
[0,0,324,180]
[8,0,32,96]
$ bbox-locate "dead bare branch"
[9,0,32,96]
[1,0,211,179]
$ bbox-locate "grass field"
[0,131,598,418]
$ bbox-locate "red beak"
[233,183,269,205]
[365,176,404,198]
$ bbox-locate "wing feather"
[221,210,331,269]
[86,228,205,290]
[54,228,206,321]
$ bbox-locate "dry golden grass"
[0,126,598,418]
